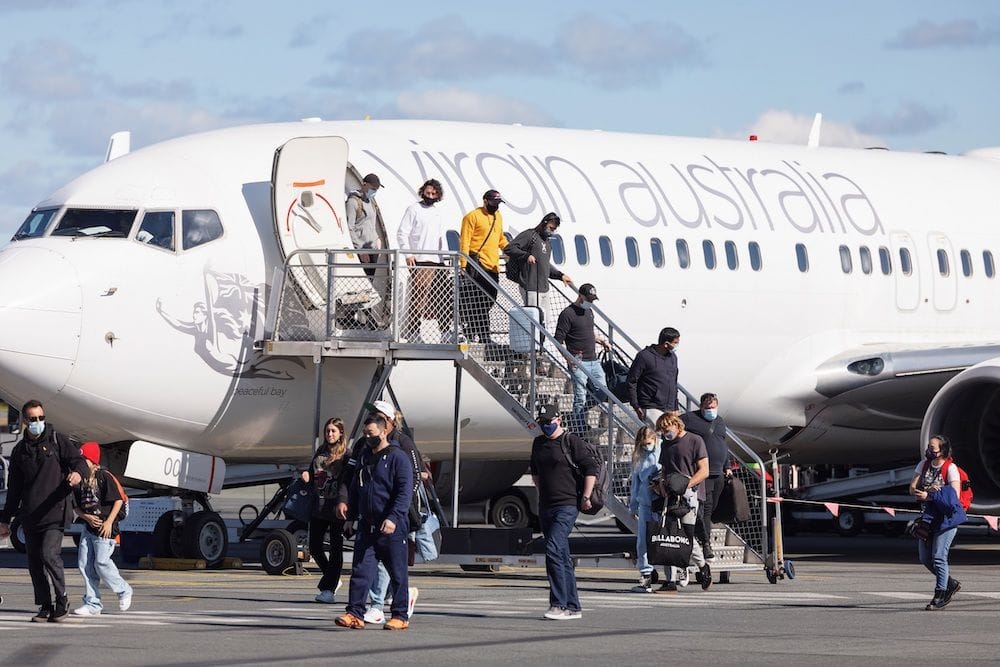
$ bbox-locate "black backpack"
[558,433,608,515]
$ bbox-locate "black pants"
[25,528,67,607]
[309,518,345,592]
[462,267,499,340]
[696,475,727,544]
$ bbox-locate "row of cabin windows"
[834,244,996,279]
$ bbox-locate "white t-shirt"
[914,460,960,489]
[397,201,446,263]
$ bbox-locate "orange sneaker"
[383,617,409,631]
[335,613,365,629]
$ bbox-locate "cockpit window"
[51,208,136,237]
[12,208,58,241]
[182,210,223,250]
[136,211,175,251]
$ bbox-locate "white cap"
[371,399,396,419]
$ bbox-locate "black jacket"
[1,426,88,532]
[626,345,679,411]
[505,229,563,293]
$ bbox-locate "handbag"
[600,348,631,402]
[712,476,751,524]
[282,478,316,523]
[414,511,442,562]
[645,512,693,567]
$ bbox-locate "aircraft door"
[927,232,957,311]
[889,231,920,311]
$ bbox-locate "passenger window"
[135,211,175,251]
[446,230,460,251]
[859,246,872,275]
[575,234,589,265]
[839,245,852,273]
[795,243,809,272]
[52,208,137,237]
[960,249,972,277]
[676,239,690,269]
[599,236,614,266]
[625,236,639,267]
[550,234,565,265]
[748,241,762,271]
[878,246,892,275]
[702,240,716,270]
[650,238,665,268]
[984,250,996,278]
[12,208,58,241]
[182,210,223,250]
[899,247,913,275]
[936,249,950,277]
[724,240,738,270]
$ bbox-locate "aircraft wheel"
[152,510,185,558]
[491,493,530,529]
[834,510,864,537]
[260,529,297,575]
[182,511,228,567]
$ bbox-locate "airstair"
[261,248,774,579]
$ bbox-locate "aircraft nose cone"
[0,245,82,402]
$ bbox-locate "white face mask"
[643,442,656,451]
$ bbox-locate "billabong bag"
[645,513,693,568]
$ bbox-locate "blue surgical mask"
[662,430,678,441]
[367,189,378,200]
[643,442,656,451]
[703,409,717,421]
[541,422,559,438]
[27,420,45,437]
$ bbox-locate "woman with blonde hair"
[302,417,348,603]
[628,425,661,593]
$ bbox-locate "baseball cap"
[363,173,383,189]
[536,404,560,423]
[483,189,504,203]
[80,441,101,465]
[370,399,396,419]
[579,283,599,301]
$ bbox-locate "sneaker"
[654,582,678,594]
[119,589,133,612]
[544,607,581,620]
[407,587,418,618]
[699,563,712,590]
[942,577,961,605]
[73,605,102,616]
[630,574,653,593]
[363,606,385,624]
[562,608,582,620]
[30,606,52,623]
[543,606,563,620]
[48,596,69,623]
[383,617,409,630]
[315,590,336,604]
[335,613,366,629]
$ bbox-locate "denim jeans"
[78,530,131,610]
[636,505,654,575]
[369,561,392,608]
[539,504,580,611]
[918,526,957,590]
[571,359,605,431]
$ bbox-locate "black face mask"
[925,448,939,461]
[421,196,437,206]
[484,201,500,213]
[539,229,553,239]
[365,435,382,448]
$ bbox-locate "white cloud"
[886,19,1000,49]
[385,88,556,126]
[743,110,884,148]
[856,101,951,136]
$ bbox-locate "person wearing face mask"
[504,212,572,323]
[346,173,387,274]
[681,392,730,560]
[529,404,599,620]
[0,400,88,623]
[335,414,414,631]
[655,413,711,592]
[397,179,455,343]
[627,327,681,427]
[554,283,610,434]
[909,435,965,611]
[459,189,508,343]
[627,425,661,593]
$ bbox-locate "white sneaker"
[314,590,335,604]
[562,608,582,620]
[543,606,562,620]
[363,606,385,624]
[407,586,418,618]
[118,589,133,612]
[73,605,101,616]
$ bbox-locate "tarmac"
[1,530,1000,666]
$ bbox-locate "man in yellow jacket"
[460,190,508,343]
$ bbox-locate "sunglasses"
[26,415,45,423]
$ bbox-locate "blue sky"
[0,1,997,241]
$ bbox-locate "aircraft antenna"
[105,131,131,162]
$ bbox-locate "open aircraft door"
[271,136,376,310]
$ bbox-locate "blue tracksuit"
[345,443,414,620]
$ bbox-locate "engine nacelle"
[922,357,1000,513]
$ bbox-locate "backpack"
[104,470,130,522]
[558,433,609,515]
[935,459,973,511]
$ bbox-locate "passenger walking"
[459,189,508,343]
[71,442,133,616]
[626,327,680,427]
[303,417,348,604]
[346,173,386,275]
[335,415,415,631]
[397,178,455,343]
[0,400,88,623]
[554,283,610,434]
[628,425,661,593]
[504,212,572,322]
[681,392,729,560]
[909,435,965,611]
[655,413,711,592]
[530,404,599,620]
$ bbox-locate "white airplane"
[2,118,1000,535]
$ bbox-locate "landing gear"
[260,529,297,575]
[182,511,228,567]
[153,510,184,558]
